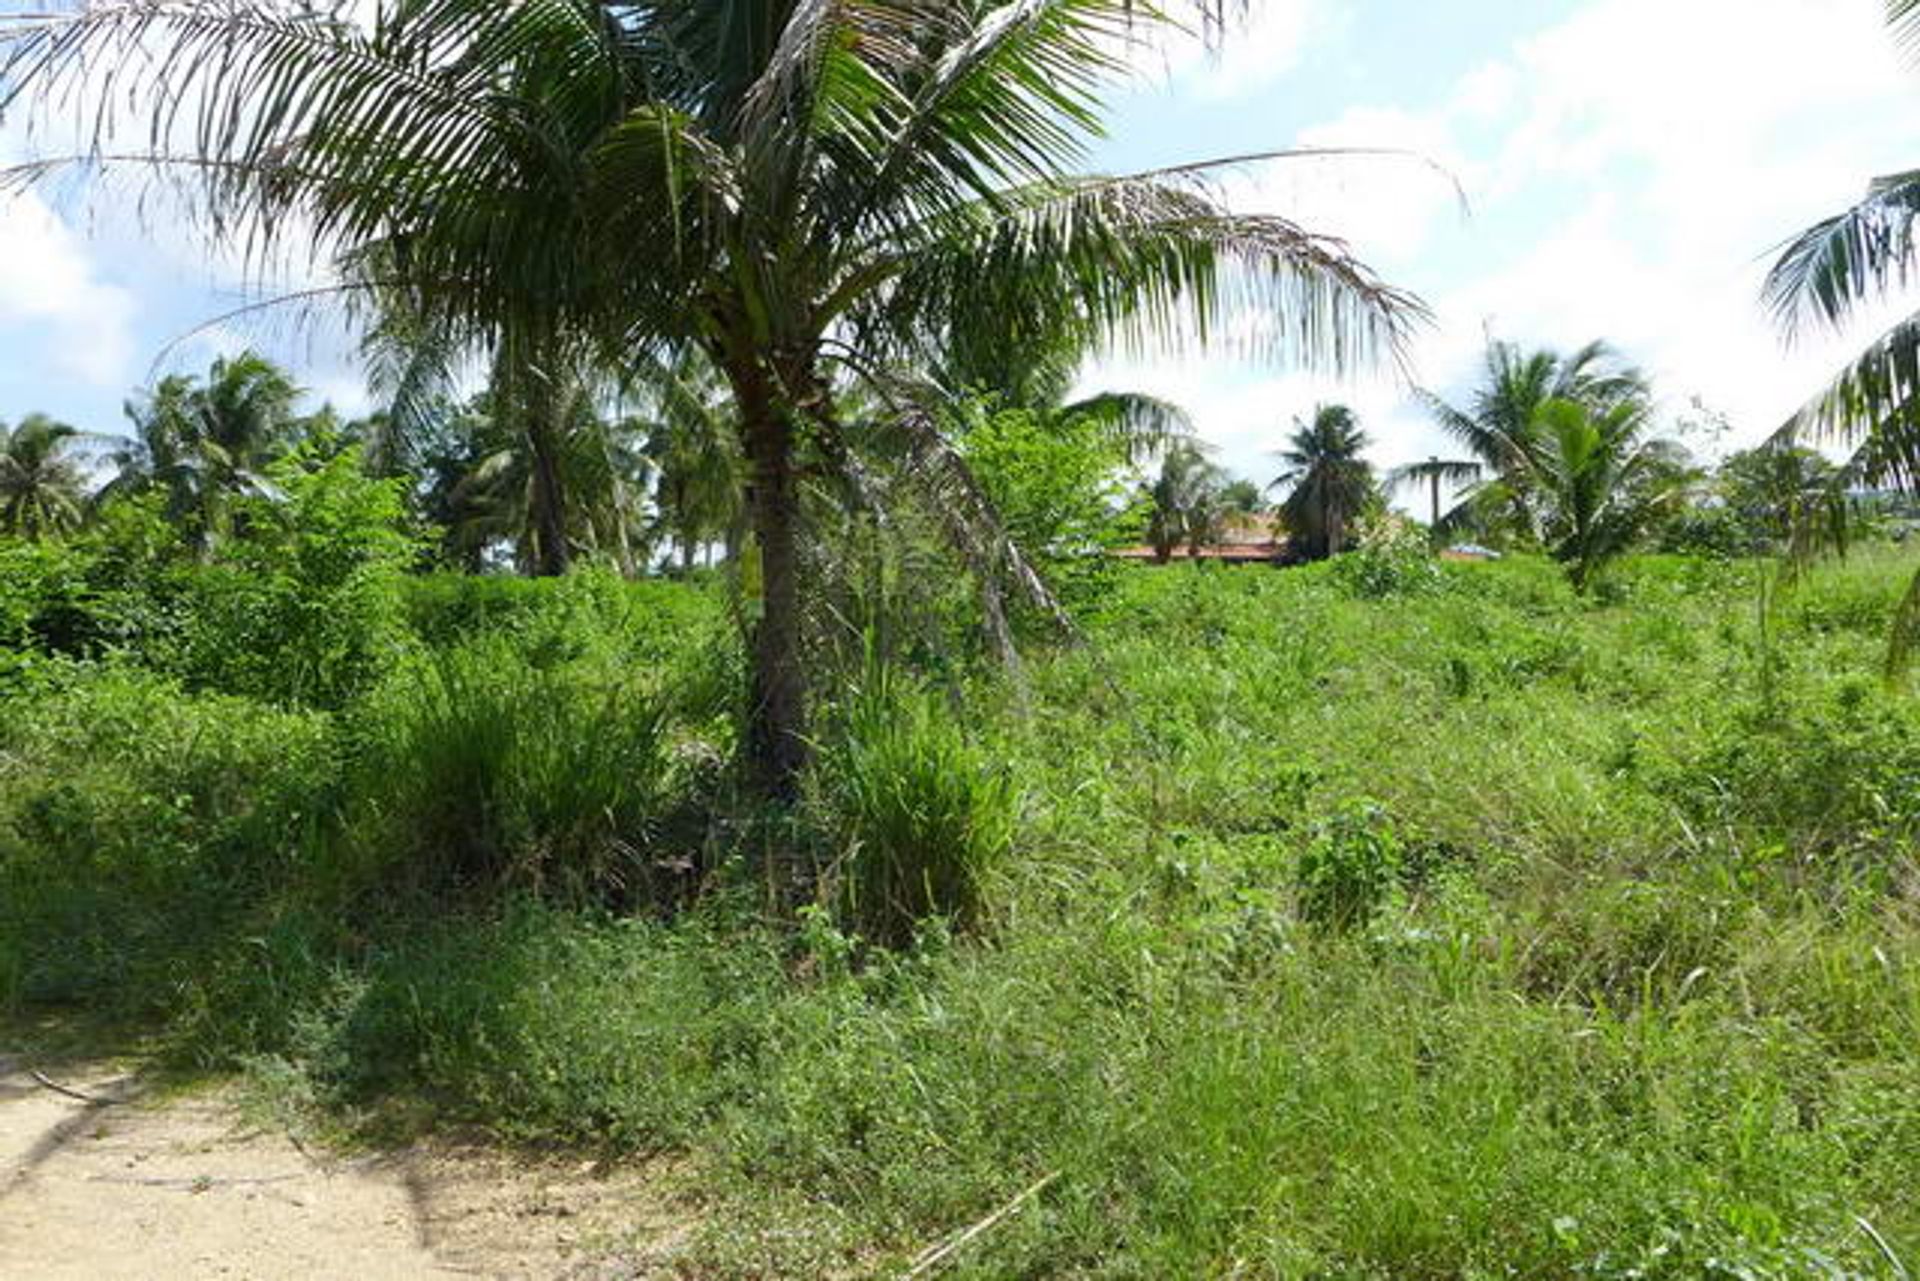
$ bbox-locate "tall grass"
[340,639,681,901]
[5,550,1920,1274]
[812,664,1016,947]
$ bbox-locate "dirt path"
[0,1056,691,1278]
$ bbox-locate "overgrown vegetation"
[4,513,1918,1274]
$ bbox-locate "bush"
[1335,512,1445,599]
[814,668,1016,947]
[1295,801,1405,931]
[167,449,415,708]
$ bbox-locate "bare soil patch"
[0,1056,693,1279]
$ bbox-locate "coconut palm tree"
[0,414,90,539]
[3,0,1420,796]
[638,359,743,575]
[1530,398,1695,592]
[107,352,304,554]
[1268,403,1375,560]
[1391,340,1651,541]
[1141,444,1227,563]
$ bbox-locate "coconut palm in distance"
[0,414,90,539]
[1142,444,1227,563]
[2,0,1423,797]
[1269,403,1375,560]
[1530,398,1694,592]
[106,353,304,555]
[1390,340,1651,542]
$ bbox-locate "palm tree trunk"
[732,359,808,802]
[527,420,571,577]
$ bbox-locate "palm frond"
[872,172,1425,380]
[1777,311,1920,491]
[1764,170,1920,336]
[1054,390,1193,461]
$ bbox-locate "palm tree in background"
[0,414,90,538]
[639,360,743,575]
[1392,340,1651,541]
[1530,398,1695,592]
[106,353,304,555]
[3,0,1420,797]
[1269,403,1375,560]
[1144,444,1227,563]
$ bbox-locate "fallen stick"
[29,1070,121,1106]
[902,1171,1058,1279]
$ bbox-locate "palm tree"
[1530,398,1694,592]
[426,379,652,576]
[638,360,743,575]
[109,352,304,554]
[1392,340,1651,541]
[0,414,90,539]
[1143,444,1227,563]
[1268,403,1375,560]
[4,0,1420,797]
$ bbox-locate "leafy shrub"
[1295,801,1404,930]
[169,449,415,708]
[814,668,1016,947]
[1335,512,1444,599]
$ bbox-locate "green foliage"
[320,905,783,1147]
[338,639,682,899]
[168,447,416,708]
[7,550,1920,1274]
[960,404,1133,559]
[0,666,336,1015]
[813,666,1016,948]
[1295,801,1404,930]
[1334,510,1446,599]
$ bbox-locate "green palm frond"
[1776,313,1920,491]
[873,172,1423,378]
[1764,170,1920,335]
[1055,391,1193,462]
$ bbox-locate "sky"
[3,0,1920,497]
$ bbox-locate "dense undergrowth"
[4,518,1919,1275]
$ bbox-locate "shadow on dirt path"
[0,1052,697,1279]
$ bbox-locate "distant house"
[1111,514,1297,565]
[1440,542,1502,563]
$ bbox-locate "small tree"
[1144,445,1228,563]
[1532,398,1695,592]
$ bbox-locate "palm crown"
[1269,403,1374,560]
[0,415,90,539]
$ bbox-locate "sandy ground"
[0,1055,692,1279]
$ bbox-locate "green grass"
[4,549,1920,1275]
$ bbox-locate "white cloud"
[1088,0,1920,497]
[0,191,137,388]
